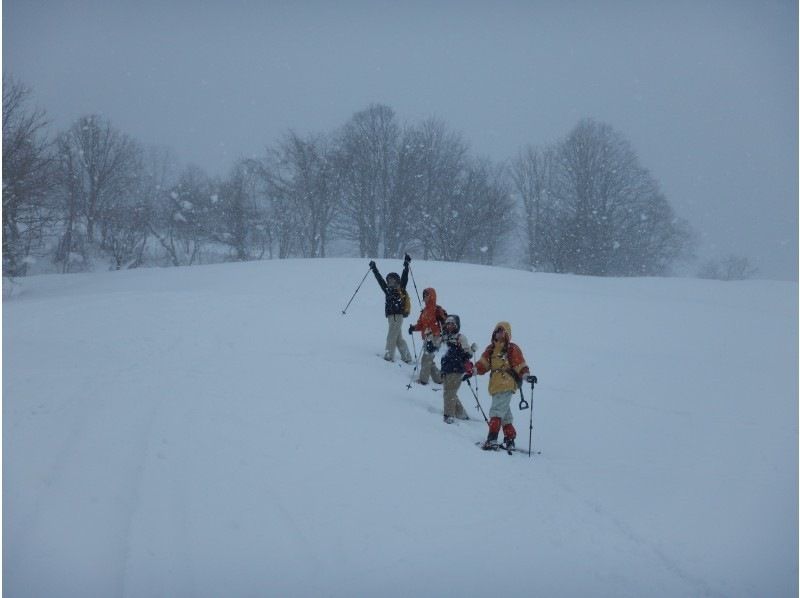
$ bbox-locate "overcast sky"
[3,0,797,279]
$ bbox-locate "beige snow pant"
[443,373,469,419]
[418,336,442,384]
[385,314,412,362]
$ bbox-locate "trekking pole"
[408,264,423,308]
[465,377,488,424]
[406,331,421,390]
[341,268,371,315]
[518,376,539,458]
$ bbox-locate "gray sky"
[3,0,797,279]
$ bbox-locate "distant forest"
[7,73,732,281]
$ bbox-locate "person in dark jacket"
[369,254,413,363]
[439,314,475,423]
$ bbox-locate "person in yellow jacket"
[473,321,535,450]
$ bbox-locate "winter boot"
[502,437,515,450]
[481,438,499,450]
[482,421,500,450]
[443,415,455,424]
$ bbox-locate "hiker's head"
[493,322,511,343]
[444,315,460,334]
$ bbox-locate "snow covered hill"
[3,259,797,597]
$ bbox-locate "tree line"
[4,74,702,280]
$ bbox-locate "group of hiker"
[368,254,536,451]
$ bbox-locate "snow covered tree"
[149,164,215,266]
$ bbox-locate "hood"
[444,314,460,333]
[494,321,512,341]
[423,287,437,306]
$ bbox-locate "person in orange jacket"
[473,321,535,450]
[408,287,447,384]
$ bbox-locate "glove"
[404,253,411,264]
[463,361,474,377]
[369,260,376,271]
[526,375,538,384]
[408,325,415,335]
[425,340,436,353]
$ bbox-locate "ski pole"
[522,376,539,458]
[465,377,488,423]
[406,330,421,389]
[408,264,423,308]
[341,268,371,315]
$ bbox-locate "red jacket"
[411,287,447,338]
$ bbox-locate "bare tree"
[208,160,267,261]
[336,104,399,257]
[610,184,697,276]
[53,133,89,271]
[396,118,469,259]
[52,115,140,270]
[149,164,215,266]
[511,145,560,271]
[423,157,514,264]
[2,75,54,277]
[252,152,302,259]
[468,159,515,265]
[103,178,150,270]
[260,132,341,258]
[540,118,695,276]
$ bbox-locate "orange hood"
[423,287,437,306]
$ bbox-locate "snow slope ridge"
[4,259,797,597]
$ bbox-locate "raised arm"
[369,261,387,293]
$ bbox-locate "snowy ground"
[3,258,797,597]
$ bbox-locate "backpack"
[400,288,412,317]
